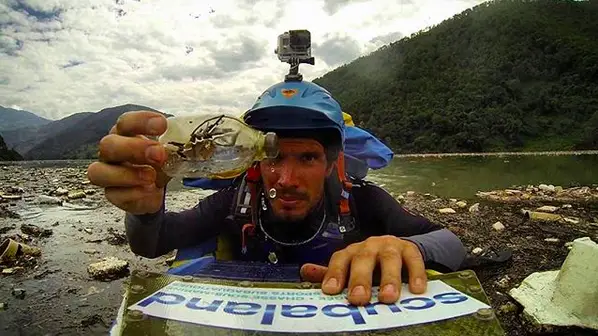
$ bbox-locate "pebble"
[87,257,129,280]
[536,205,559,213]
[11,288,26,299]
[493,221,505,231]
[469,203,480,213]
[538,184,555,192]
[438,208,456,214]
[561,204,573,209]
[0,302,6,310]
[563,217,580,224]
[544,238,560,243]
[495,275,511,289]
[472,247,483,254]
[68,191,86,200]
[499,302,518,314]
[406,191,415,196]
[565,241,574,250]
[456,201,467,208]
[54,187,69,196]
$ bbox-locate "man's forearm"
[401,228,467,271]
[124,188,235,258]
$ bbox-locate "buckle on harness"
[338,214,355,234]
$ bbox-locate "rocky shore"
[1,164,597,335]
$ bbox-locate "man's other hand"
[300,235,427,306]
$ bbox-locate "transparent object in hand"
[158,114,278,179]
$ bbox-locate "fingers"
[322,249,353,295]
[98,134,166,165]
[115,111,167,136]
[377,244,402,303]
[299,264,328,283]
[87,162,156,188]
[104,185,162,214]
[346,242,378,306]
[402,241,427,294]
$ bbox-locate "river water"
[2,153,597,199]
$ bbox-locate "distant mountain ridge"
[0,104,168,160]
[2,112,94,154]
[0,105,51,131]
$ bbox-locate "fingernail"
[147,117,163,135]
[145,145,163,163]
[381,284,396,296]
[351,285,366,297]
[324,278,338,290]
[414,278,424,289]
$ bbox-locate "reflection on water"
[2,155,597,200]
[369,155,598,199]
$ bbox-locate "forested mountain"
[314,0,598,153]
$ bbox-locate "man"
[87,80,466,307]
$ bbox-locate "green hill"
[314,0,598,153]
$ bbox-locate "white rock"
[493,222,505,231]
[561,204,573,209]
[438,208,456,214]
[449,198,457,203]
[406,191,415,196]
[469,203,480,213]
[536,205,559,213]
[538,184,555,192]
[54,187,69,196]
[563,217,580,224]
[35,195,63,205]
[544,238,560,243]
[505,189,522,195]
[87,257,129,279]
[472,247,483,254]
[67,191,86,200]
[456,201,467,208]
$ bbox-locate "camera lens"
[290,30,310,50]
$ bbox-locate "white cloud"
[0,0,486,120]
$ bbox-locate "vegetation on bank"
[314,0,598,153]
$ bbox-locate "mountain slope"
[0,134,22,161]
[24,104,165,160]
[314,0,598,153]
[1,112,94,155]
[0,106,51,132]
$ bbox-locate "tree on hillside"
[314,0,598,153]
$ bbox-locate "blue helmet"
[243,81,345,147]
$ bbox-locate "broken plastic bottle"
[158,114,279,179]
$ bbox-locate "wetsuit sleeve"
[124,188,235,258]
[353,184,466,271]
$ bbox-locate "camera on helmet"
[275,30,315,65]
[275,30,315,81]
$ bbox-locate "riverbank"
[1,164,597,335]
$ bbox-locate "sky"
[0,0,486,120]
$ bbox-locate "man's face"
[260,138,334,222]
